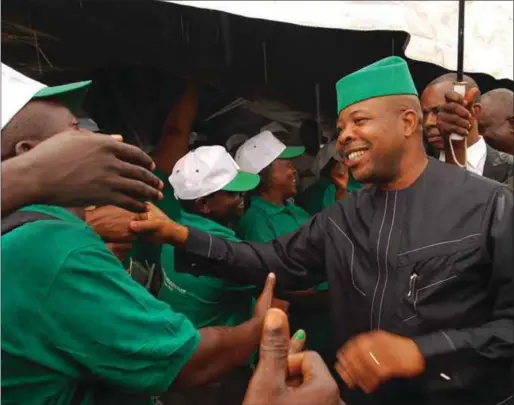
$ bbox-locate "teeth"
[348,150,366,160]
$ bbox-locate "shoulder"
[487,145,513,166]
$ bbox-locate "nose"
[337,128,357,149]
[425,111,437,128]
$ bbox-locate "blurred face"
[479,105,514,152]
[268,159,298,198]
[336,97,408,184]
[198,191,245,222]
[2,99,80,160]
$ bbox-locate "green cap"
[336,56,418,114]
[33,80,92,114]
[222,170,260,192]
[279,146,305,159]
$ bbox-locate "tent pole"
[457,0,465,82]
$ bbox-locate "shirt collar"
[20,204,86,225]
[438,136,487,170]
[250,196,290,216]
[466,135,487,170]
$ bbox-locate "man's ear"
[14,140,40,156]
[195,197,211,215]
[471,103,482,118]
[402,109,420,138]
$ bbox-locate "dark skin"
[154,82,199,176]
[193,190,245,225]
[336,95,428,190]
[260,159,298,205]
[129,96,430,394]
[244,309,341,405]
[421,81,481,151]
[2,102,163,215]
[479,89,514,155]
[435,88,481,167]
[421,81,482,166]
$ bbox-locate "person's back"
[2,205,199,405]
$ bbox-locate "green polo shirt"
[158,211,256,329]
[1,205,200,405]
[127,168,182,283]
[237,196,332,353]
[297,176,364,216]
[296,177,337,216]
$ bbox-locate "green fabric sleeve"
[42,243,200,395]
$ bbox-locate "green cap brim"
[279,146,305,159]
[222,170,260,192]
[34,80,92,115]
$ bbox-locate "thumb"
[464,87,480,108]
[260,272,276,307]
[257,308,290,381]
[110,134,124,142]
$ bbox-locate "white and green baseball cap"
[1,63,91,129]
[169,145,260,200]
[234,130,305,174]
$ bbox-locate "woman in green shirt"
[296,139,363,215]
[235,130,334,362]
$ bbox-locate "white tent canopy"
[165,1,513,81]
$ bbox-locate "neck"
[259,190,286,206]
[466,125,480,147]
[381,149,429,191]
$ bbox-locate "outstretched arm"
[130,204,327,292]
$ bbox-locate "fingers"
[286,351,340,404]
[101,193,150,214]
[443,90,464,104]
[436,115,470,137]
[110,140,157,171]
[258,308,290,380]
[129,218,162,233]
[110,134,124,142]
[464,87,480,106]
[259,272,276,310]
[110,177,163,203]
[289,329,306,355]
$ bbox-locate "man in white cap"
[1,66,276,405]
[1,64,163,215]
[152,145,296,405]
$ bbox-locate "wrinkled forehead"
[421,81,453,109]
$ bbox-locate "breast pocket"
[393,235,487,333]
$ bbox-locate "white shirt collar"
[438,136,487,176]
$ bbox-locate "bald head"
[479,88,514,154]
[1,99,79,160]
[421,74,482,150]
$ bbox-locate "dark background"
[3,0,513,147]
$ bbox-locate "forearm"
[173,317,262,389]
[154,84,198,175]
[2,156,40,215]
[413,318,513,362]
